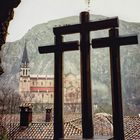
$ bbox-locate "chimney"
[46,108,52,122]
[19,103,32,127]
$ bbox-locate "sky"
[7,0,140,42]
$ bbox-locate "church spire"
[22,44,29,64]
[20,43,30,77]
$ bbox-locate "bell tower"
[19,44,30,102]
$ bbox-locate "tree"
[0,86,21,139]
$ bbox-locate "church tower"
[19,45,30,102]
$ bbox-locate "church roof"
[22,45,29,64]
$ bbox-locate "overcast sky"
[7,0,140,42]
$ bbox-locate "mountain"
[0,14,140,115]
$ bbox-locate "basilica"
[19,46,81,104]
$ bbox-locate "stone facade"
[19,47,81,104]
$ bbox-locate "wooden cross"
[53,12,118,139]
[92,28,138,140]
[39,38,79,139]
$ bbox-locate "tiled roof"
[7,122,82,140]
[124,116,140,140]
[2,114,140,140]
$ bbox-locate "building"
[19,46,81,104]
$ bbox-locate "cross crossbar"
[38,41,79,53]
[53,17,119,35]
[92,35,138,48]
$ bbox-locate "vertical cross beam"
[80,12,93,138]
[109,28,124,140]
[54,35,64,139]
[92,28,138,140]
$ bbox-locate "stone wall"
[0,0,21,75]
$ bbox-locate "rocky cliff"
[1,15,140,114]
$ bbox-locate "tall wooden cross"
[39,38,79,139]
[92,28,138,139]
[48,12,118,139]
[39,12,119,139]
